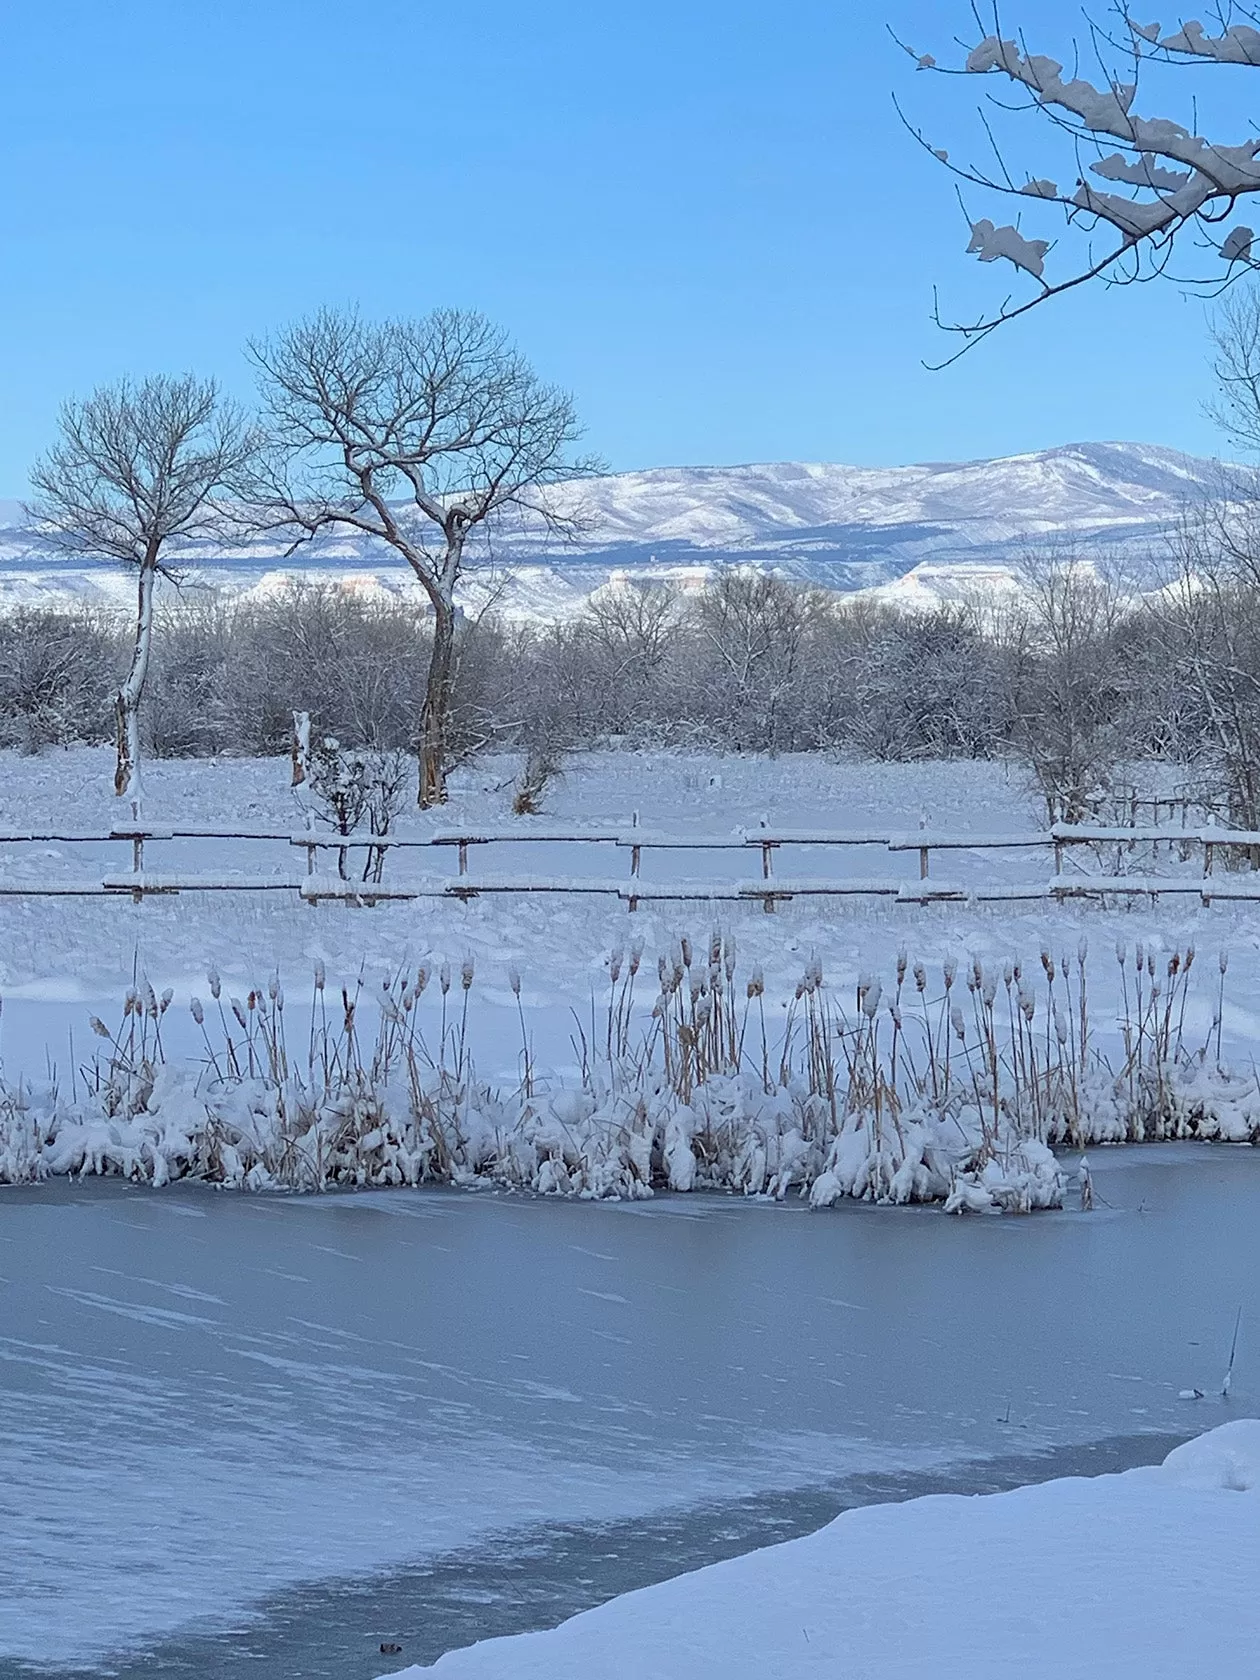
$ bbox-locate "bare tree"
[996,559,1130,821]
[901,8,1260,357]
[26,376,252,802]
[249,308,593,806]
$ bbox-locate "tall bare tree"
[249,308,592,806]
[900,8,1260,356]
[27,375,252,802]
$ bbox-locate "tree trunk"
[115,558,157,805]
[419,593,456,808]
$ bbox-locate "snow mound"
[1161,1418,1260,1492]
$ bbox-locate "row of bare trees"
[27,309,591,808]
[8,549,1260,830]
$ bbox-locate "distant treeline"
[0,555,1254,825]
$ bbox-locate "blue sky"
[2,0,1253,490]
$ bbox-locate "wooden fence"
[0,820,1257,910]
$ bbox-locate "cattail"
[268,972,280,1001]
[1054,1008,1068,1046]
[189,999,204,1026]
[401,988,414,1011]
[1077,937,1088,967]
[1168,952,1180,977]
[159,988,173,1014]
[90,1015,111,1039]
[630,939,644,976]
[896,949,907,988]
[1184,945,1196,973]
[680,935,693,969]
[1019,987,1035,1023]
[1002,963,1013,988]
[144,983,158,1018]
[508,966,521,997]
[983,977,996,1007]
[1041,950,1056,983]
[951,1003,965,1040]
[609,946,624,984]
[232,998,247,1029]
[248,990,257,1013]
[862,979,883,1019]
[658,954,669,986]
[207,969,222,1000]
[1115,940,1127,967]
[439,962,451,995]
[461,957,474,991]
[971,955,983,991]
[1220,950,1230,975]
[314,959,326,992]
[913,962,927,993]
[416,965,429,995]
[709,930,722,966]
[943,958,956,990]
[747,965,765,1000]
[695,992,713,1026]
[723,939,735,982]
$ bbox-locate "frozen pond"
[3,1146,1259,1677]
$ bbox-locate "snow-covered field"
[0,743,1245,1013]
[397,1420,1260,1679]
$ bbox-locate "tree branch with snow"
[900,5,1260,358]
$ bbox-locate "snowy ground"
[396,1420,1260,1679]
[0,746,1254,1084]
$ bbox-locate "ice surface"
[3,1150,1259,1670]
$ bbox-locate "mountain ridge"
[0,440,1233,615]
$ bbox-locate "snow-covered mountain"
[0,441,1228,616]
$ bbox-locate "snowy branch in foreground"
[900,7,1260,356]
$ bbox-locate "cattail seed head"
[461,957,474,991]
[439,962,451,995]
[232,998,247,1029]
[1220,949,1230,975]
[207,969,222,1000]
[189,999,204,1026]
[862,979,883,1019]
[951,1004,965,1040]
[913,962,927,993]
[314,959,326,992]
[90,1015,111,1039]
[416,965,429,995]
[508,966,521,997]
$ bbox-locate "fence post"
[919,845,929,881]
[458,839,468,877]
[762,841,774,880]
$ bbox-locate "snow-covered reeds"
[1,940,1257,1209]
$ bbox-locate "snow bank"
[392,1422,1260,1678]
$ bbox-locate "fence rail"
[0,820,1255,909]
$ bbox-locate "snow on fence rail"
[0,819,1257,908]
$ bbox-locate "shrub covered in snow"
[2,939,1256,1212]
